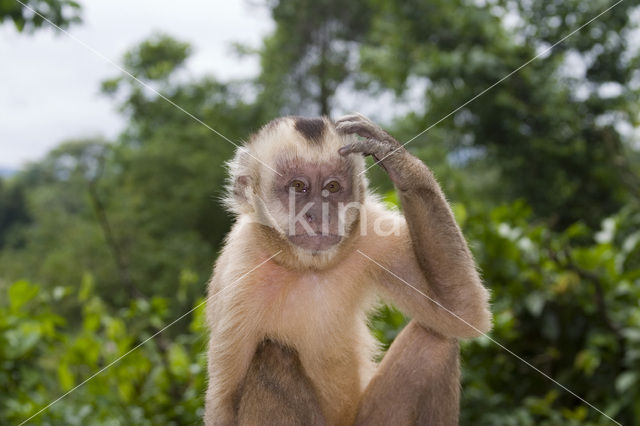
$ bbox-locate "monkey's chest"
[255,272,359,344]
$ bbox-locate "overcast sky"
[0,0,273,170]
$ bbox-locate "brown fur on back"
[237,339,327,426]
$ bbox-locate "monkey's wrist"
[389,154,436,192]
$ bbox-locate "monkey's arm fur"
[337,113,492,338]
[337,114,491,425]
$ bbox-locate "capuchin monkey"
[204,113,492,425]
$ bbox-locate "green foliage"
[355,0,640,228]
[0,279,207,424]
[253,0,372,116]
[122,34,191,81]
[1,37,259,313]
[458,202,640,424]
[0,0,81,32]
[0,178,30,247]
[102,33,192,90]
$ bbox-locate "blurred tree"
[0,0,81,32]
[0,140,122,306]
[0,178,31,248]
[1,34,262,313]
[355,0,640,228]
[101,33,191,89]
[98,34,261,305]
[257,0,640,227]
[463,201,640,424]
[252,0,372,117]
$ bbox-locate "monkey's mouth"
[287,234,342,251]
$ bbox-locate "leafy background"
[1,0,639,424]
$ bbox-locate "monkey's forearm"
[394,153,489,321]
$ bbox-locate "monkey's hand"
[336,113,426,191]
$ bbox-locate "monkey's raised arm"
[337,114,492,339]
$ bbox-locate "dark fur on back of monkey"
[236,340,327,425]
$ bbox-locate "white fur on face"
[224,117,368,268]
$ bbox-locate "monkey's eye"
[324,180,341,193]
[289,179,308,193]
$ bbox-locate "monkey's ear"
[223,173,254,215]
[233,175,251,204]
[225,147,255,215]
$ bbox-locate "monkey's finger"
[335,114,359,124]
[340,138,391,159]
[352,112,376,124]
[335,113,371,125]
[338,140,374,157]
[335,121,378,140]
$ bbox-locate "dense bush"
[1,278,207,425]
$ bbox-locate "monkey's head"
[226,116,367,269]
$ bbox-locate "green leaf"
[451,202,468,226]
[8,280,39,311]
[615,371,637,394]
[168,344,190,378]
[575,349,600,376]
[524,292,545,317]
[3,327,41,358]
[79,273,94,302]
[382,190,399,208]
[58,362,74,391]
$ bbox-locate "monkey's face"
[269,157,360,252]
[226,116,366,267]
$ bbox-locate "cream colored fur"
[206,117,491,425]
